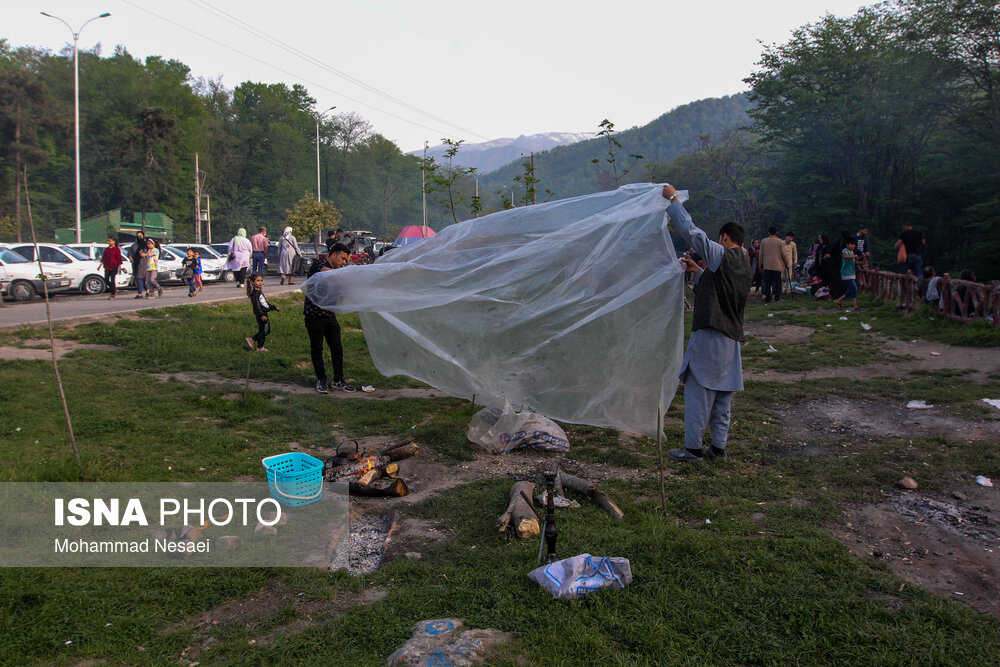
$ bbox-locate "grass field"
[1,292,999,665]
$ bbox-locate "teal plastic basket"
[261,452,324,507]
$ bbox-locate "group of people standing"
[747,229,800,303]
[223,226,304,287]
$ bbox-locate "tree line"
[655,0,1000,279]
[0,40,445,244]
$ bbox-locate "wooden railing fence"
[857,269,999,328]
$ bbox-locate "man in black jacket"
[304,243,356,393]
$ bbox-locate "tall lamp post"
[40,10,111,243]
[315,106,336,202]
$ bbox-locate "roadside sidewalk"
[0,281,303,329]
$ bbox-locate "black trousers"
[762,269,782,302]
[305,316,344,383]
[104,270,118,296]
[253,316,270,347]
[236,267,248,285]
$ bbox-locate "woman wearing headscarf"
[225,227,253,287]
[277,226,303,285]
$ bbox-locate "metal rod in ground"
[657,403,666,518]
[470,393,476,412]
[243,354,252,400]
[23,167,79,464]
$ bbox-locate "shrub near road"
[0,294,999,665]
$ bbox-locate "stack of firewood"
[324,437,418,497]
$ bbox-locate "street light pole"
[315,105,336,202]
[41,11,111,243]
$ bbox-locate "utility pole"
[194,153,201,243]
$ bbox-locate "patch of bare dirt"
[0,338,121,360]
[830,482,1000,617]
[744,322,815,345]
[780,396,1000,445]
[171,580,387,662]
[746,333,1000,383]
[154,371,447,400]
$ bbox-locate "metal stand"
[543,471,558,562]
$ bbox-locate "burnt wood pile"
[324,437,419,498]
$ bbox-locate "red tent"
[393,225,436,247]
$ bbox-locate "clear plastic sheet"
[303,183,686,438]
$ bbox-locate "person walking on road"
[129,231,147,297]
[661,184,751,462]
[759,227,788,303]
[193,250,204,293]
[141,238,162,299]
[250,226,269,277]
[225,228,252,287]
[304,243,356,393]
[278,226,302,285]
[100,238,123,299]
[181,248,198,297]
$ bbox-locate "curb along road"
[0,280,304,329]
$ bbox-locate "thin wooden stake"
[657,403,666,518]
[24,167,79,464]
[243,354,252,400]
[470,393,477,412]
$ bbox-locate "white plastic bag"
[528,553,633,600]
[467,403,569,454]
[303,184,686,439]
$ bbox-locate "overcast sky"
[7,0,872,152]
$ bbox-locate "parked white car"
[64,243,133,289]
[7,243,111,295]
[168,243,232,282]
[0,246,72,301]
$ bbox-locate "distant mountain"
[478,94,753,203]
[411,132,594,174]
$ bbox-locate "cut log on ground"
[497,481,540,539]
[358,467,381,486]
[381,439,419,462]
[349,477,409,497]
[557,470,625,520]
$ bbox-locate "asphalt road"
[0,278,304,329]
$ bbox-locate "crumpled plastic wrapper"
[304,183,685,438]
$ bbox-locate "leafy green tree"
[119,107,178,234]
[513,153,539,206]
[653,129,767,238]
[285,192,342,254]
[745,7,950,237]
[422,139,476,224]
[0,67,62,241]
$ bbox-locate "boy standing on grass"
[833,237,860,311]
